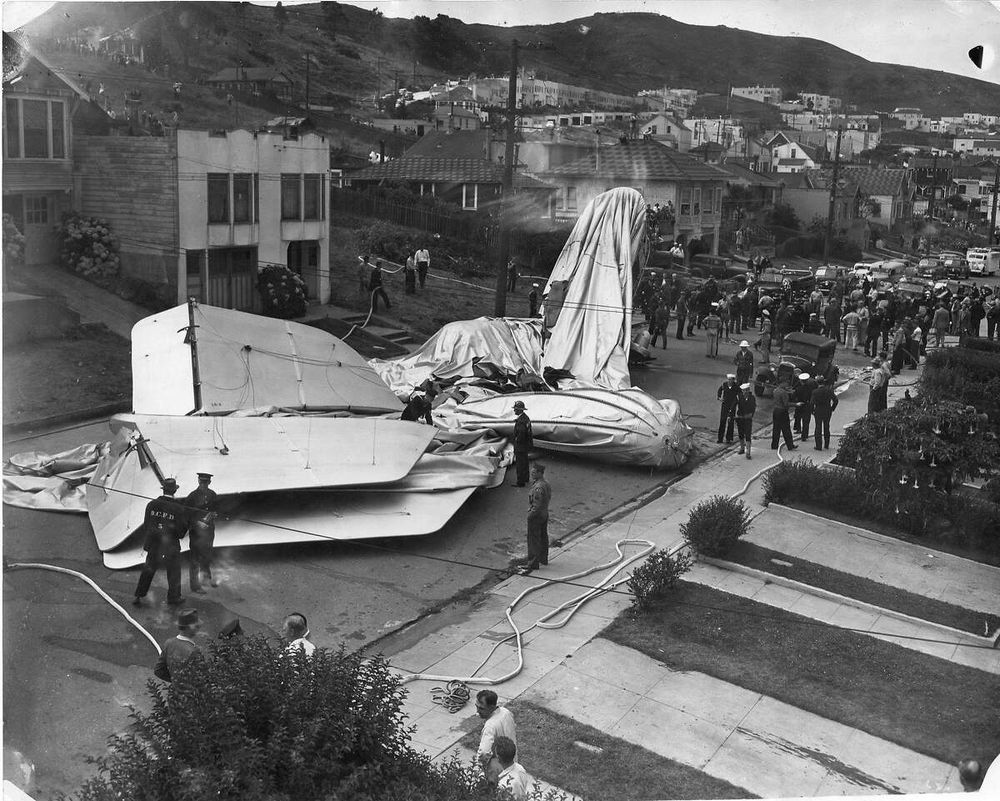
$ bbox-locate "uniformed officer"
[528,284,540,317]
[185,473,219,593]
[512,400,532,487]
[133,478,190,606]
[518,463,551,574]
[716,373,739,443]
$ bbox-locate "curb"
[3,402,129,439]
[699,555,999,649]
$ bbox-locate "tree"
[274,1,287,33]
[766,202,800,231]
[65,636,505,801]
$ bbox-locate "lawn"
[458,701,753,801]
[3,324,132,426]
[725,541,1000,636]
[602,581,1000,766]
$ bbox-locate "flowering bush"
[3,213,25,265]
[57,212,120,281]
[258,263,307,318]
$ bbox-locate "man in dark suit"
[154,608,202,682]
[512,400,532,487]
[811,378,839,450]
[185,473,219,594]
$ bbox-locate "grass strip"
[602,581,1000,766]
[458,700,753,801]
[726,540,1000,636]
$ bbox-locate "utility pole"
[304,54,310,114]
[990,162,1000,244]
[493,39,519,317]
[823,126,844,262]
[927,152,938,220]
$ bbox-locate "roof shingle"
[542,139,729,182]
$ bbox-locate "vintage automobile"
[939,251,970,279]
[895,278,934,300]
[918,257,946,280]
[814,265,849,295]
[754,332,839,398]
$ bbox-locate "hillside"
[15,1,1000,140]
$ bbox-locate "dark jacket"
[717,380,740,407]
[513,412,533,451]
[736,391,757,419]
[143,495,190,553]
[811,383,839,416]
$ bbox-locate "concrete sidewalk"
[386,374,974,796]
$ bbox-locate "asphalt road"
[0,308,965,797]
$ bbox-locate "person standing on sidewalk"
[770,381,798,451]
[868,356,891,413]
[404,254,417,295]
[519,463,551,574]
[674,291,688,340]
[793,372,817,441]
[512,400,532,486]
[650,299,671,349]
[736,382,756,459]
[368,259,392,312]
[507,258,519,293]
[528,284,540,317]
[758,310,772,365]
[811,378,839,450]
[704,303,722,358]
[414,245,430,289]
[134,477,190,607]
[716,373,738,444]
[476,690,516,786]
[494,737,533,801]
[185,472,218,594]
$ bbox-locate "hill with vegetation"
[15,1,1000,153]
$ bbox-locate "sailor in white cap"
[734,339,754,385]
[736,381,756,458]
[793,372,817,441]
[717,373,739,443]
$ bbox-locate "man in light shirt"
[282,612,315,657]
[476,690,516,785]
[494,736,532,800]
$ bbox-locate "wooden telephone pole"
[493,40,519,317]
[823,126,844,262]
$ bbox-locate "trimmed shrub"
[257,263,307,318]
[958,337,1000,355]
[627,548,693,612]
[919,347,1000,425]
[681,495,752,557]
[57,212,121,281]
[66,636,504,801]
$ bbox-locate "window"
[303,174,324,220]
[24,195,49,224]
[715,186,722,213]
[958,184,967,195]
[5,99,21,158]
[233,173,252,223]
[281,174,301,220]
[566,186,577,211]
[207,174,229,223]
[22,100,49,158]
[50,101,64,158]
[680,188,692,216]
[790,148,797,158]
[253,174,259,222]
[693,187,701,215]
[462,183,478,210]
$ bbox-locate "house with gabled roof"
[840,166,914,226]
[538,138,729,252]
[2,32,109,264]
[780,169,862,240]
[204,66,293,102]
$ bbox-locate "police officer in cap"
[512,400,532,487]
[185,473,219,593]
[134,477,190,606]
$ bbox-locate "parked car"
[754,332,839,398]
[917,257,945,280]
[938,251,970,278]
[814,265,849,295]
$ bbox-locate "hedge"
[762,459,1000,563]
[919,347,1000,425]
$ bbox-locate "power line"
[80,480,998,652]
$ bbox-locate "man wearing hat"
[868,357,890,413]
[528,284,540,318]
[703,302,722,358]
[185,473,219,594]
[716,374,739,444]
[734,340,754,386]
[134,477,190,606]
[519,462,552,574]
[770,380,798,451]
[811,378,839,450]
[154,608,202,682]
[512,400,533,487]
[735,382,756,458]
[793,373,817,441]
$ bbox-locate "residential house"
[640,112,692,152]
[908,156,957,216]
[731,86,783,105]
[344,154,554,217]
[2,33,109,265]
[951,161,998,223]
[891,108,922,130]
[73,128,330,310]
[839,166,914,228]
[538,138,729,253]
[517,127,622,174]
[688,142,727,164]
[780,169,863,243]
[685,117,744,154]
[637,87,698,116]
[953,136,1000,158]
[766,133,817,173]
[204,67,293,102]
[800,93,842,113]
